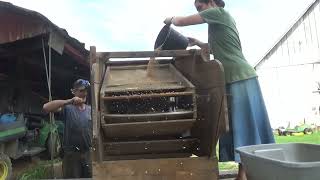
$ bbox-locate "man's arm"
[43,97,85,113]
[43,99,72,113]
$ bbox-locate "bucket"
[154,25,189,50]
[236,143,320,180]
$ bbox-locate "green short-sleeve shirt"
[199,7,257,83]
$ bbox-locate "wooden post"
[89,46,97,138]
[90,46,104,162]
[200,43,210,62]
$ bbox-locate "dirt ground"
[11,155,62,180]
[12,157,40,179]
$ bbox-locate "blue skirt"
[219,77,275,163]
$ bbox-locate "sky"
[6,0,316,65]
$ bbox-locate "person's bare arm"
[164,14,205,27]
[43,100,71,113]
[43,97,84,113]
[164,15,205,48]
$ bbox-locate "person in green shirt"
[164,0,275,179]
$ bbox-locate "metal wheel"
[304,128,313,135]
[0,153,11,180]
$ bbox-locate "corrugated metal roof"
[0,1,88,59]
[254,0,320,69]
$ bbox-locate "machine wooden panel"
[174,53,229,157]
[104,139,198,156]
[102,119,196,138]
[101,64,194,93]
[102,91,193,100]
[93,157,219,180]
[90,48,225,179]
[103,111,194,123]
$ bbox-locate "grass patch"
[17,159,60,180]
[219,162,238,171]
[275,132,320,144]
[217,144,238,171]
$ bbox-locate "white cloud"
[5,0,317,63]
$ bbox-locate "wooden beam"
[64,43,89,67]
[0,73,8,79]
[0,35,89,69]
[0,35,45,58]
[22,57,87,79]
[101,49,200,62]
[106,59,173,66]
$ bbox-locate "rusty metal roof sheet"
[0,1,88,58]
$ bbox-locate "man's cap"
[73,79,90,90]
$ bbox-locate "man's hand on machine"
[188,37,205,48]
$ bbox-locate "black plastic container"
[154,25,189,50]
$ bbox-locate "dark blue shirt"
[60,104,92,151]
